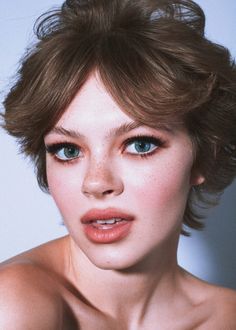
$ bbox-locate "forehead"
[57,72,132,127]
[55,73,178,135]
[45,73,193,154]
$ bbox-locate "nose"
[81,159,124,199]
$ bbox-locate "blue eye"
[46,143,81,161]
[57,146,80,160]
[125,136,163,155]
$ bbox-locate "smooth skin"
[0,73,236,330]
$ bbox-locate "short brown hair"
[2,0,236,235]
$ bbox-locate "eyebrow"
[48,120,174,140]
[48,121,145,140]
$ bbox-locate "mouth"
[81,208,135,244]
[87,218,127,227]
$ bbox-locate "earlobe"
[190,171,205,186]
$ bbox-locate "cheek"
[123,157,192,210]
[46,161,82,217]
[123,159,193,239]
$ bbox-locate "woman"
[1,0,236,329]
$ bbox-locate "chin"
[82,244,148,271]
[83,242,166,273]
[88,252,137,271]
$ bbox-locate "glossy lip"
[81,207,135,224]
[81,208,135,244]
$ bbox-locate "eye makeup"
[122,134,165,158]
[45,134,166,164]
[45,142,81,164]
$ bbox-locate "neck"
[65,235,182,325]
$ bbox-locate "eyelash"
[45,135,165,164]
[45,142,79,165]
[122,135,165,158]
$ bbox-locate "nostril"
[103,189,114,195]
[81,172,124,198]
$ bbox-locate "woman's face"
[44,73,203,270]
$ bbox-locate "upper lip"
[81,208,135,224]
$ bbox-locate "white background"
[0,1,236,289]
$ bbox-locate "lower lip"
[83,220,133,244]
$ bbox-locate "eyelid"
[45,142,79,152]
[123,134,165,148]
[122,134,166,157]
[45,142,81,163]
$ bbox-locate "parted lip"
[81,208,135,224]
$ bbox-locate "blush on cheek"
[130,163,192,224]
[135,167,190,201]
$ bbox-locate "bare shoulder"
[195,282,236,329]
[180,269,236,329]
[0,245,65,329]
[208,285,236,328]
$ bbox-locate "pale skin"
[0,73,236,330]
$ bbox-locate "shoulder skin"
[0,261,63,330]
[202,286,236,330]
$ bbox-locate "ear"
[190,169,205,186]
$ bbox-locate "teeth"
[95,218,123,224]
